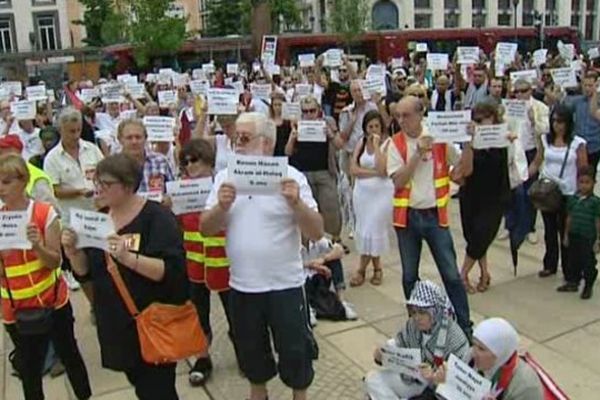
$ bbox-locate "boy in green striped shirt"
[560,166,600,299]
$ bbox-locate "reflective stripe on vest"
[1,268,59,300]
[204,231,229,291]
[184,231,202,242]
[392,133,450,228]
[4,259,43,278]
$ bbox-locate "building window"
[545,0,558,25]
[444,0,459,28]
[34,12,60,51]
[473,0,486,27]
[472,0,485,8]
[373,0,399,30]
[414,0,432,28]
[0,1,11,9]
[584,0,596,40]
[498,0,513,26]
[31,0,56,5]
[522,0,535,26]
[0,15,15,52]
[415,13,431,28]
[414,0,431,7]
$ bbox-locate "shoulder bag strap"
[558,140,572,179]
[105,252,140,317]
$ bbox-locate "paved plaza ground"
[1,200,598,399]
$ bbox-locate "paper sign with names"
[473,124,510,149]
[207,88,239,115]
[532,49,548,67]
[126,83,146,99]
[282,102,301,120]
[2,81,22,96]
[495,42,518,64]
[589,48,600,59]
[190,80,209,97]
[391,58,404,69]
[427,111,471,143]
[427,53,449,71]
[261,35,278,67]
[26,85,47,101]
[510,69,538,85]
[143,116,175,142]
[80,88,99,103]
[550,68,578,89]
[366,64,386,80]
[298,53,316,68]
[251,83,272,100]
[295,84,312,98]
[138,191,163,203]
[557,41,575,61]
[192,69,206,81]
[101,84,124,103]
[157,90,177,108]
[171,73,189,88]
[226,63,239,75]
[502,99,528,120]
[360,79,385,99]
[166,178,213,215]
[0,211,31,250]
[436,354,492,400]
[10,100,36,120]
[323,49,343,68]
[380,345,424,382]
[457,47,480,65]
[227,154,288,195]
[70,209,115,251]
[415,43,428,52]
[298,120,327,142]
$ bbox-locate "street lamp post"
[512,0,520,42]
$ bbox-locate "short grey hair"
[58,107,82,128]
[236,112,276,143]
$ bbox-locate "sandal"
[462,275,477,294]
[349,268,366,287]
[476,274,491,292]
[370,269,383,286]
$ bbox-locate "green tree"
[327,0,370,49]
[268,0,301,33]
[74,0,126,46]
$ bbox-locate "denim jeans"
[395,208,472,336]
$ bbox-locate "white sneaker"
[309,306,318,327]
[63,271,80,291]
[497,229,509,240]
[527,232,539,245]
[342,301,358,320]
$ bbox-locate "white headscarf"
[473,318,519,376]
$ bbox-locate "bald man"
[387,96,473,337]
[430,74,461,112]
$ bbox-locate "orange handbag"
[106,254,207,364]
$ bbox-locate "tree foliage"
[327,0,370,47]
[73,0,125,46]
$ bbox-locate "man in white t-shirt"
[202,112,323,400]
[16,119,43,162]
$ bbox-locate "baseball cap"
[0,134,24,152]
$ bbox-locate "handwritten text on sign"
[143,116,175,142]
[551,68,578,89]
[208,88,239,115]
[510,69,538,85]
[457,47,480,65]
[26,85,47,101]
[158,90,177,108]
[502,99,528,120]
[0,211,30,250]
[166,178,213,215]
[436,354,492,400]
[227,155,288,195]
[427,111,471,143]
[495,42,518,64]
[380,345,424,382]
[10,100,36,121]
[298,120,327,142]
[282,102,302,120]
[70,209,115,251]
[473,124,510,149]
[427,53,449,71]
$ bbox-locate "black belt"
[409,207,437,214]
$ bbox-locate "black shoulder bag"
[528,140,571,213]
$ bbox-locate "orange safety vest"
[203,230,229,292]
[0,202,69,324]
[392,133,451,228]
[180,212,204,283]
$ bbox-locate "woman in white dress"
[350,110,394,286]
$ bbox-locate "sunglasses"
[514,88,530,94]
[302,108,319,114]
[181,156,199,166]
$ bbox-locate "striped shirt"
[567,193,600,239]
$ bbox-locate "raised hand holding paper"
[227,154,288,195]
[69,209,115,251]
[0,211,31,250]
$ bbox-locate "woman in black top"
[62,154,187,400]
[459,101,511,294]
[270,91,292,156]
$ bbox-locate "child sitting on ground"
[302,236,358,325]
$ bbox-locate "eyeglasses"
[181,156,199,167]
[514,88,530,94]
[94,178,120,190]
[302,108,319,114]
[235,133,260,145]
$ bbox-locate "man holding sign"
[202,112,323,400]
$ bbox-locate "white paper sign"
[202,63,216,75]
[380,345,423,381]
[227,154,288,195]
[416,43,428,52]
[473,124,510,149]
[101,84,124,103]
[323,49,343,67]
[557,41,575,61]
[10,100,36,120]
[143,116,175,142]
[298,53,316,68]
[282,102,301,120]
[261,35,278,67]
[26,85,47,101]
[0,211,31,250]
[192,68,206,80]
[360,78,385,99]
[391,57,404,69]
[171,73,189,88]
[495,42,518,64]
[80,88,99,103]
[532,49,548,67]
[226,63,239,75]
[126,83,146,99]
[166,178,213,215]
[295,84,312,98]
[551,67,578,89]
[570,60,583,72]
[495,62,506,78]
[366,64,386,80]
[436,354,492,400]
[457,47,480,65]
[157,90,177,108]
[588,48,600,59]
[117,74,137,85]
[510,69,538,85]
[46,89,55,103]
[189,80,209,97]
[502,99,528,120]
[207,88,239,115]
[2,81,22,97]
[298,120,327,142]
[138,191,163,203]
[69,209,115,251]
[427,53,449,71]
[427,111,471,143]
[250,83,272,100]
